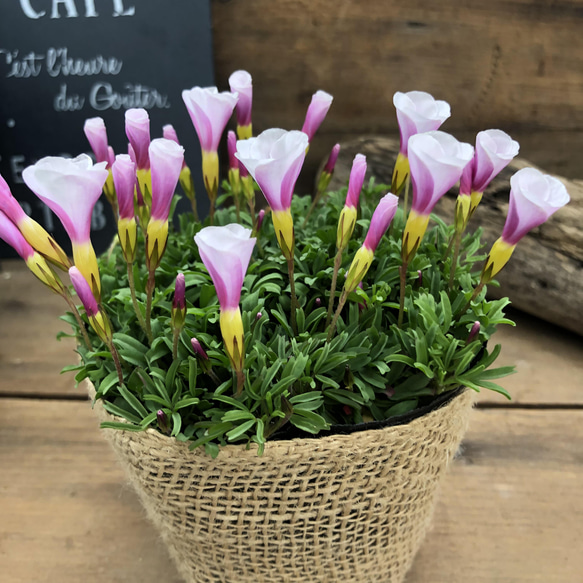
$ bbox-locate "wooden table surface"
[1,260,582,582]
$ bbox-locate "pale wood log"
[1,399,582,582]
[328,136,583,335]
[212,0,583,185]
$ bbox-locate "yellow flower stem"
[127,262,148,336]
[397,260,409,328]
[326,249,343,327]
[62,290,92,350]
[327,289,348,342]
[145,269,155,344]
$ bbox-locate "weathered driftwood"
[327,136,583,335]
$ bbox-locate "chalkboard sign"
[0,1,214,259]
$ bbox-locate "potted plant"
[0,75,569,583]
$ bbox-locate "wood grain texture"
[1,399,581,582]
[328,136,583,335]
[212,0,583,184]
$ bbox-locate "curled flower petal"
[501,168,569,245]
[112,154,137,220]
[393,91,451,155]
[194,224,256,311]
[408,131,474,216]
[363,193,399,252]
[346,154,367,208]
[301,90,333,142]
[461,129,520,195]
[0,209,33,260]
[149,138,185,222]
[235,128,308,212]
[69,266,99,317]
[182,86,238,152]
[84,117,111,166]
[125,109,151,170]
[229,70,253,128]
[22,154,108,245]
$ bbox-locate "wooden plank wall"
[212,0,583,186]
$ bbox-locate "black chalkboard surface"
[0,1,214,258]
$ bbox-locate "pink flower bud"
[256,209,265,232]
[417,270,423,286]
[112,154,137,220]
[324,144,341,174]
[163,124,187,169]
[191,337,208,360]
[229,70,253,128]
[501,168,569,245]
[173,273,186,311]
[255,311,262,321]
[346,154,367,208]
[149,138,185,223]
[301,90,333,142]
[0,209,34,260]
[363,193,399,252]
[69,266,99,318]
[84,117,111,166]
[315,298,322,307]
[227,130,239,171]
[156,410,169,434]
[467,321,481,344]
[125,109,151,170]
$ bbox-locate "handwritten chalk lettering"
[10,155,27,184]
[54,84,86,111]
[46,48,123,77]
[19,0,135,19]
[1,49,44,78]
[91,200,107,230]
[89,82,170,111]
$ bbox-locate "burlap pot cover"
[94,388,473,583]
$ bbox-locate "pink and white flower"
[301,90,333,142]
[393,91,451,156]
[337,154,367,250]
[149,138,184,223]
[22,154,108,299]
[229,70,253,137]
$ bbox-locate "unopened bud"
[324,143,340,174]
[343,405,353,416]
[191,337,208,360]
[256,209,265,232]
[315,298,322,307]
[467,321,481,344]
[384,385,395,398]
[157,410,169,434]
[255,311,262,321]
[417,269,423,286]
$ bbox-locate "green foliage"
[65,181,514,456]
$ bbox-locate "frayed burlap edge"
[89,381,473,583]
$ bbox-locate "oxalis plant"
[0,76,570,458]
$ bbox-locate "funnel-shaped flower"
[0,173,70,269]
[112,154,138,263]
[482,168,569,282]
[22,155,108,300]
[236,128,309,259]
[337,154,366,250]
[229,70,253,139]
[458,130,520,227]
[194,224,256,376]
[344,193,399,293]
[0,210,64,294]
[392,91,451,193]
[182,86,238,212]
[69,266,112,344]
[146,138,184,271]
[302,90,333,142]
[402,131,473,261]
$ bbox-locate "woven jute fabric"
[93,388,473,583]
